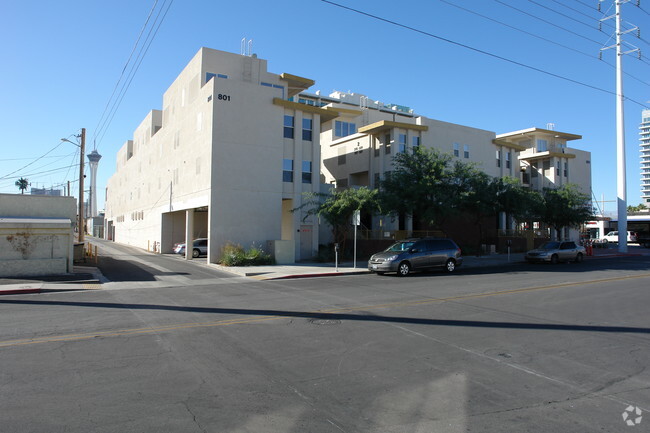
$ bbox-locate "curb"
[265,270,371,280]
[0,287,42,296]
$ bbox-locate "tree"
[628,203,648,213]
[296,186,380,254]
[496,177,545,225]
[461,173,511,252]
[15,177,29,194]
[379,147,462,229]
[538,184,593,240]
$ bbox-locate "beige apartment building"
[105,47,592,263]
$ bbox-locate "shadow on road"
[97,256,189,282]
[2,298,650,335]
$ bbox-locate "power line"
[528,0,599,31]
[0,164,81,188]
[93,0,175,151]
[0,138,72,181]
[320,0,649,108]
[92,0,160,148]
[438,0,650,89]
[550,0,608,23]
[494,0,604,46]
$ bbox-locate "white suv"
[601,231,638,243]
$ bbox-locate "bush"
[220,242,274,266]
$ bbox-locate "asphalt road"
[1,244,649,432]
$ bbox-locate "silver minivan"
[368,238,463,276]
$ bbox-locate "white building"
[105,47,592,261]
[641,109,650,204]
[106,48,333,263]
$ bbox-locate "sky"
[1,0,649,216]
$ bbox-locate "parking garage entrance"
[161,207,208,255]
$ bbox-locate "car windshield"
[385,241,415,252]
[539,242,561,250]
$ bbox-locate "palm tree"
[15,177,29,194]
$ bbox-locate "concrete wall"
[0,194,76,221]
[0,195,76,276]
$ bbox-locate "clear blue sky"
[1,0,649,216]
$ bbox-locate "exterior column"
[499,212,507,232]
[185,209,194,260]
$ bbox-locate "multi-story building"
[106,47,329,263]
[105,47,592,262]
[641,109,650,204]
[315,91,591,236]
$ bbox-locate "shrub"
[220,242,274,266]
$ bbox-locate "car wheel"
[192,248,200,258]
[550,254,559,264]
[445,259,456,273]
[574,253,583,263]
[397,261,411,277]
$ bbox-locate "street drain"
[309,318,341,325]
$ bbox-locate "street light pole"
[78,128,86,243]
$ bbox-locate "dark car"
[173,238,208,258]
[525,241,585,264]
[368,238,463,276]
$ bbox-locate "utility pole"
[79,128,86,243]
[600,0,639,253]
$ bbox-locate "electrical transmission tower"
[599,0,641,253]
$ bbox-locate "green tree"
[379,147,462,229]
[297,186,380,254]
[461,173,512,252]
[15,177,29,194]
[496,177,545,225]
[628,203,648,213]
[538,184,593,239]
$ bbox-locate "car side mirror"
[410,248,419,253]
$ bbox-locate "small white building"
[0,194,76,277]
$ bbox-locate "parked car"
[525,241,585,264]
[368,238,463,276]
[600,231,638,243]
[173,238,208,258]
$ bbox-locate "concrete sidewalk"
[1,246,647,295]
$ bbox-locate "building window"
[374,141,380,157]
[284,115,294,139]
[384,133,391,155]
[564,162,568,177]
[338,150,347,165]
[496,150,501,168]
[463,144,470,159]
[412,136,420,149]
[283,159,293,182]
[453,142,460,157]
[302,161,312,184]
[398,134,407,153]
[302,118,313,141]
[335,121,356,137]
[537,139,548,152]
[506,151,511,169]
[556,161,561,176]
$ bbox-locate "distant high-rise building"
[87,150,102,217]
[641,109,650,204]
[31,187,62,196]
